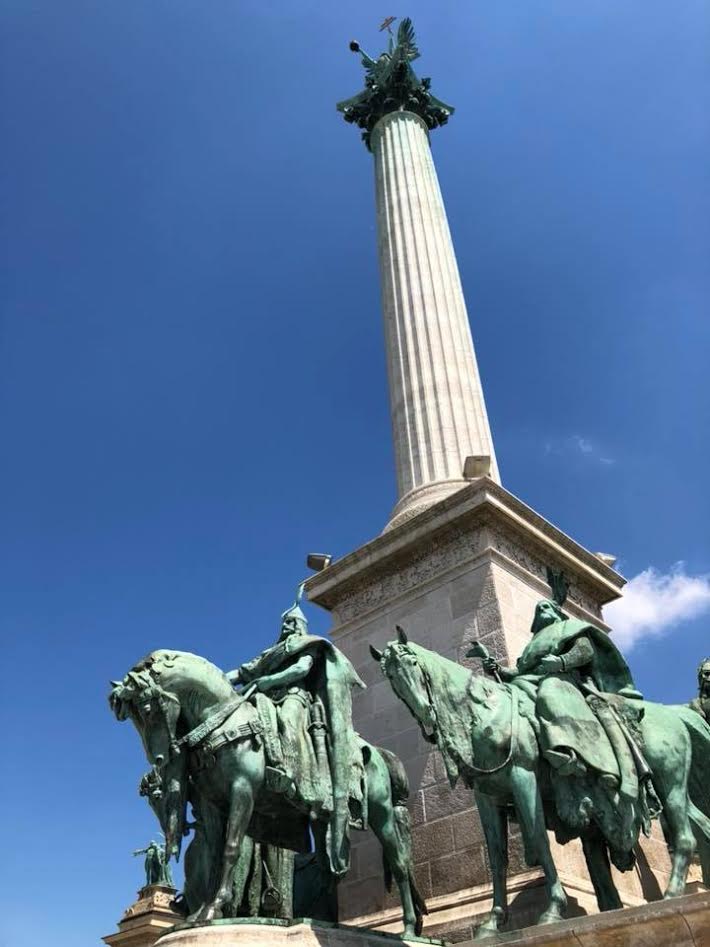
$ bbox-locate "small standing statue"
[133,839,174,888]
[690,657,710,721]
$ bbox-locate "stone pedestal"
[103,885,183,947]
[305,479,679,941]
[156,918,442,947]
[463,890,710,946]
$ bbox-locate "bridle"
[135,673,262,779]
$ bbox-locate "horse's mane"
[126,650,234,708]
[408,643,500,788]
[136,649,227,681]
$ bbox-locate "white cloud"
[573,434,593,454]
[604,563,710,651]
[544,434,615,466]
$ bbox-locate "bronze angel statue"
[337,17,454,149]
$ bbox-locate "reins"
[467,682,518,775]
[419,660,518,777]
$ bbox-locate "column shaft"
[372,111,499,527]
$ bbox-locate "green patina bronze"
[690,657,710,722]
[134,839,174,888]
[688,656,710,887]
[371,578,710,940]
[109,587,427,937]
[225,585,362,879]
[337,18,454,150]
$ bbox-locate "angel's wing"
[396,17,420,62]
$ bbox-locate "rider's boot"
[328,795,351,877]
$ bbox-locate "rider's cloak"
[238,633,365,877]
[515,616,642,698]
[513,612,644,798]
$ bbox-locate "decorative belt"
[191,719,264,772]
[177,688,261,754]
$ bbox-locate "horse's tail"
[377,746,429,935]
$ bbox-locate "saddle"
[251,693,367,829]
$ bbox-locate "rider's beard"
[530,608,559,636]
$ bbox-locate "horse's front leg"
[473,790,509,940]
[201,773,257,922]
[510,765,567,925]
[660,783,697,897]
[581,827,622,912]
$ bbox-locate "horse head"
[109,654,183,768]
[109,651,205,861]
[370,626,439,741]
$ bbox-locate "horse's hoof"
[473,907,507,940]
[198,905,221,923]
[538,909,565,926]
[473,925,500,942]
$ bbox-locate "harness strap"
[202,717,263,754]
[177,695,245,751]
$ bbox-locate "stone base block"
[157,919,441,947]
[103,885,184,947]
[463,891,710,946]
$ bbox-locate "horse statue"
[109,649,427,937]
[370,625,710,940]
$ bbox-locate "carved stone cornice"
[305,480,623,622]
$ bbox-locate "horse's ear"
[110,680,122,688]
[369,644,383,662]
[396,625,408,645]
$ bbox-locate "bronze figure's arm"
[538,636,594,675]
[251,654,314,693]
[467,640,518,681]
[560,636,595,670]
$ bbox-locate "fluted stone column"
[328,27,668,942]
[371,111,499,528]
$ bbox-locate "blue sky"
[1,2,709,945]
